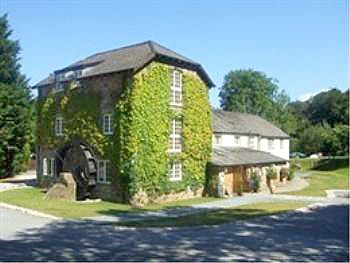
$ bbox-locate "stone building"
[33,40,289,205]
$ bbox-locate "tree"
[219,69,297,134]
[306,89,348,127]
[0,14,32,178]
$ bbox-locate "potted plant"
[251,171,261,193]
[266,167,277,194]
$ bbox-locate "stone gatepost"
[217,170,225,197]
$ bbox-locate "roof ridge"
[86,40,152,59]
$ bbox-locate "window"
[214,135,222,145]
[169,119,182,152]
[268,139,274,150]
[168,161,182,181]
[43,158,55,177]
[280,139,284,149]
[170,70,182,106]
[54,73,64,92]
[234,135,241,146]
[248,136,255,149]
[55,117,64,136]
[97,160,112,184]
[103,114,113,135]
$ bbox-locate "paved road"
[0,203,348,261]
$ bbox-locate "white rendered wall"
[213,133,289,160]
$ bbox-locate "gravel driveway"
[0,203,348,262]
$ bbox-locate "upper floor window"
[170,70,182,106]
[55,117,64,136]
[214,135,222,145]
[268,139,274,150]
[169,119,182,153]
[168,161,182,181]
[248,136,255,149]
[97,160,112,184]
[280,139,284,149]
[103,114,113,135]
[234,135,241,146]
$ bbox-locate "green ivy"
[37,62,212,202]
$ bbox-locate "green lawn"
[116,201,309,228]
[0,187,218,218]
[287,167,349,196]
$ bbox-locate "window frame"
[248,136,255,149]
[170,70,182,106]
[102,114,113,135]
[169,119,182,153]
[234,135,241,146]
[97,160,112,184]
[43,158,55,177]
[168,161,182,181]
[55,117,64,136]
[268,139,274,150]
[214,135,222,145]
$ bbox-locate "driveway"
[0,203,348,261]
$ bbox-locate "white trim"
[268,139,274,150]
[170,70,182,106]
[169,119,182,153]
[43,158,48,176]
[168,161,182,181]
[97,160,112,184]
[55,117,64,136]
[102,114,113,135]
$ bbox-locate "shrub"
[251,171,261,192]
[266,167,277,181]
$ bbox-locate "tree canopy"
[0,14,32,178]
[219,69,297,135]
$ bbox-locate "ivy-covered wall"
[37,61,212,203]
[115,62,212,200]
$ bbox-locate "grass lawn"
[287,167,349,197]
[115,201,309,228]
[0,187,218,218]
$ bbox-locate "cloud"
[298,88,330,102]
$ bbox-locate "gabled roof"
[33,40,214,88]
[211,146,287,167]
[212,109,289,138]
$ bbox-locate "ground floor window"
[168,161,182,181]
[43,157,55,177]
[97,160,112,184]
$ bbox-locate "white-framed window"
[268,139,274,150]
[248,136,255,149]
[43,157,55,177]
[55,117,64,136]
[54,73,64,92]
[280,139,284,149]
[234,135,241,146]
[97,160,112,184]
[103,114,113,135]
[168,161,182,181]
[214,135,222,145]
[170,70,182,106]
[169,119,182,153]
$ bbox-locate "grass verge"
[115,201,309,228]
[287,167,349,197]
[0,187,218,218]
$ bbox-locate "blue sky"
[1,0,348,107]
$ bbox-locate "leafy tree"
[0,14,32,178]
[219,69,297,134]
[306,89,348,127]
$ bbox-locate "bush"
[266,167,277,181]
[287,169,295,181]
[251,171,261,192]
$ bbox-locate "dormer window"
[170,70,182,106]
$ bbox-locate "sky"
[1,0,348,107]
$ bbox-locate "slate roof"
[33,40,214,88]
[211,146,287,167]
[212,109,289,138]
